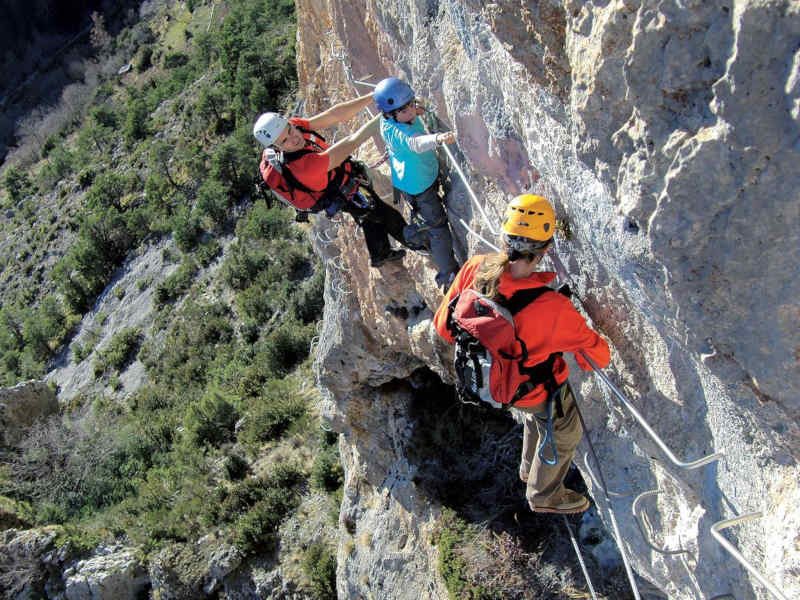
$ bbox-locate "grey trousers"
[400,183,458,286]
[518,383,583,510]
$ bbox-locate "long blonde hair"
[473,252,510,299]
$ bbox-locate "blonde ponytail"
[474,252,510,299]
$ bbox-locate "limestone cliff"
[296,0,800,598]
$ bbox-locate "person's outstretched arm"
[553,304,611,370]
[322,114,381,171]
[308,93,375,131]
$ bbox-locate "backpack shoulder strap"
[501,285,569,405]
[293,123,327,144]
[500,286,554,315]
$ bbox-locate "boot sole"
[534,501,590,515]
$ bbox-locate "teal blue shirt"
[380,117,439,195]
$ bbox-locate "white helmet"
[253,112,288,147]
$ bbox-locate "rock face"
[0,527,61,599]
[0,381,58,447]
[296,0,800,598]
[64,546,148,600]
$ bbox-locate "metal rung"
[710,513,788,600]
[580,351,723,470]
[631,490,691,556]
[546,250,724,471]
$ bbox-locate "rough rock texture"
[0,527,64,599]
[296,0,800,598]
[0,380,58,447]
[148,535,243,600]
[63,546,148,600]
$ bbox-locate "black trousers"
[342,191,408,262]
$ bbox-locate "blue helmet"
[374,77,415,113]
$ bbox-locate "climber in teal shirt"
[375,77,459,291]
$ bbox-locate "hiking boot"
[533,489,590,515]
[370,248,406,268]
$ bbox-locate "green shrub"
[41,135,58,158]
[233,485,300,554]
[221,242,269,291]
[209,136,253,199]
[72,343,90,363]
[302,542,337,600]
[224,453,249,481]
[234,466,300,554]
[213,463,302,522]
[310,444,343,493]
[261,319,315,377]
[163,51,189,69]
[292,264,325,323]
[436,509,489,600]
[20,296,69,361]
[195,239,221,267]
[85,172,128,211]
[239,200,296,241]
[183,388,239,448]
[89,105,117,128]
[40,146,74,187]
[154,259,197,305]
[238,379,307,446]
[143,300,234,389]
[3,166,32,203]
[54,207,142,312]
[77,168,96,189]
[94,327,142,375]
[196,178,228,229]
[144,173,184,214]
[123,97,149,145]
[171,207,202,252]
[135,46,153,72]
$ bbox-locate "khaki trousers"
[518,383,583,510]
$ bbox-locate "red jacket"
[258,117,354,210]
[433,255,611,408]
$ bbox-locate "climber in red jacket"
[253,94,409,267]
[433,194,611,514]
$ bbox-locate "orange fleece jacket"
[433,255,611,408]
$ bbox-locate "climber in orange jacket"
[433,194,610,514]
